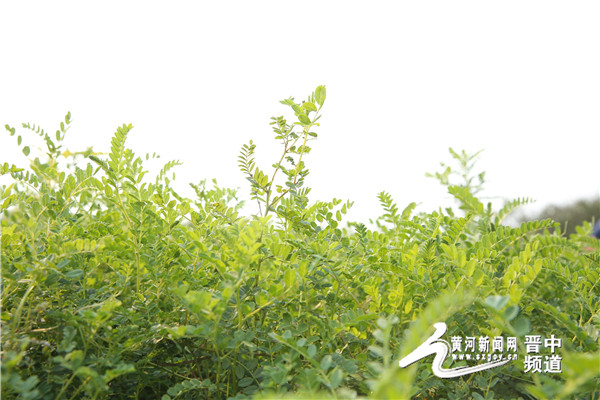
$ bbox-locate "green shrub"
[1,86,598,399]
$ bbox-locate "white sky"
[1,1,599,224]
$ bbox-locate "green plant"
[516,197,600,237]
[1,87,598,399]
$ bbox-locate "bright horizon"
[1,1,599,224]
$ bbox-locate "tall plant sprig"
[238,85,326,219]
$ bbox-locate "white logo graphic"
[399,322,511,378]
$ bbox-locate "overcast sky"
[1,1,598,224]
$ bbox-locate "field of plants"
[1,86,599,399]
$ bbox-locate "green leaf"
[291,103,303,114]
[465,259,476,277]
[404,299,412,313]
[472,392,485,400]
[354,313,379,323]
[512,316,531,336]
[330,368,343,388]
[307,344,317,358]
[315,85,326,106]
[284,269,296,287]
[298,113,311,125]
[320,355,332,371]
[485,295,509,311]
[238,377,253,387]
[504,305,520,321]
[235,364,245,379]
[303,102,317,112]
[65,269,84,279]
[22,146,30,156]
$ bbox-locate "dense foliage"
[1,87,599,399]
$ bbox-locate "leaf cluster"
[1,88,598,400]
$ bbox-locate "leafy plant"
[1,87,599,400]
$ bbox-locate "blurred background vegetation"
[514,197,600,236]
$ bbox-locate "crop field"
[1,87,599,399]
